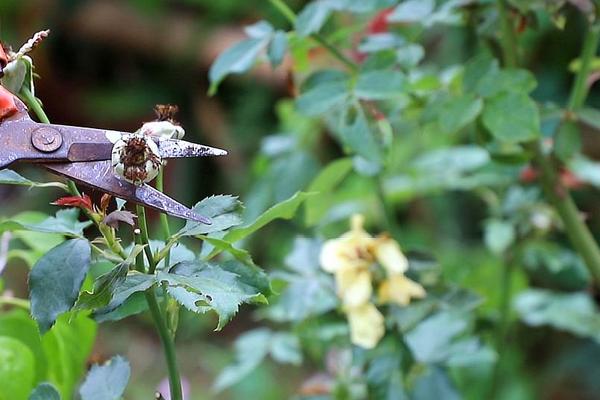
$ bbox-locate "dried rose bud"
[111,133,162,185]
[140,120,185,139]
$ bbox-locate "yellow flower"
[319,214,374,274]
[345,303,385,349]
[378,274,426,306]
[335,266,372,307]
[374,237,408,275]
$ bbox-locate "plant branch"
[135,205,182,400]
[0,296,30,310]
[268,0,358,72]
[497,0,600,284]
[568,23,600,111]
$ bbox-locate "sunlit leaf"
[0,336,35,400]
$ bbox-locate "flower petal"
[346,303,385,349]
[336,266,372,307]
[379,274,425,306]
[375,238,408,275]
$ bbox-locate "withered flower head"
[111,133,162,185]
[154,104,179,122]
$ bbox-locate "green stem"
[156,170,171,267]
[20,87,49,123]
[268,0,358,72]
[376,177,401,239]
[135,205,182,400]
[568,23,600,111]
[488,254,515,398]
[136,205,158,274]
[0,296,30,309]
[496,0,518,68]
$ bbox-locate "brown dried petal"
[103,210,137,229]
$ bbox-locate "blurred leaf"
[411,367,460,400]
[338,107,382,163]
[570,155,600,187]
[159,261,269,330]
[554,121,581,162]
[179,195,243,236]
[388,0,435,23]
[438,94,483,134]
[0,336,35,400]
[29,239,91,333]
[296,81,349,116]
[354,70,406,100]
[79,355,130,400]
[0,209,91,237]
[0,310,47,382]
[578,107,600,129]
[0,169,66,189]
[295,1,334,36]
[482,92,540,143]
[42,313,97,399]
[221,191,314,244]
[366,352,407,400]
[214,329,301,392]
[199,235,254,265]
[209,38,270,95]
[514,289,600,342]
[475,69,537,98]
[305,158,354,226]
[484,219,515,254]
[29,382,61,400]
[268,31,288,67]
[266,237,337,322]
[244,20,274,38]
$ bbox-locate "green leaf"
[482,92,540,143]
[514,289,600,342]
[244,20,274,39]
[295,1,333,36]
[76,263,129,311]
[41,313,96,400]
[29,239,92,333]
[214,329,301,392]
[554,121,581,162]
[0,209,92,237]
[438,94,483,134]
[268,31,288,67]
[411,367,460,400]
[92,273,155,318]
[338,107,382,163]
[0,336,35,400]
[0,310,47,383]
[296,81,349,116]
[29,383,61,400]
[0,169,66,189]
[93,293,148,323]
[209,38,269,95]
[305,158,354,226]
[475,68,537,98]
[266,237,337,322]
[222,191,313,244]
[578,107,600,129]
[198,235,254,265]
[179,195,243,236]
[79,355,130,400]
[354,70,406,100]
[159,261,269,330]
[484,219,515,255]
[388,0,435,23]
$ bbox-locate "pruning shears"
[0,90,226,223]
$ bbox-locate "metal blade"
[156,138,228,159]
[43,161,211,223]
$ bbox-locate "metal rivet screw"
[31,127,62,152]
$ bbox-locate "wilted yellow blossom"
[345,303,385,349]
[378,274,426,306]
[319,214,426,349]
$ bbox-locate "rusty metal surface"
[44,161,210,223]
[0,96,224,222]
